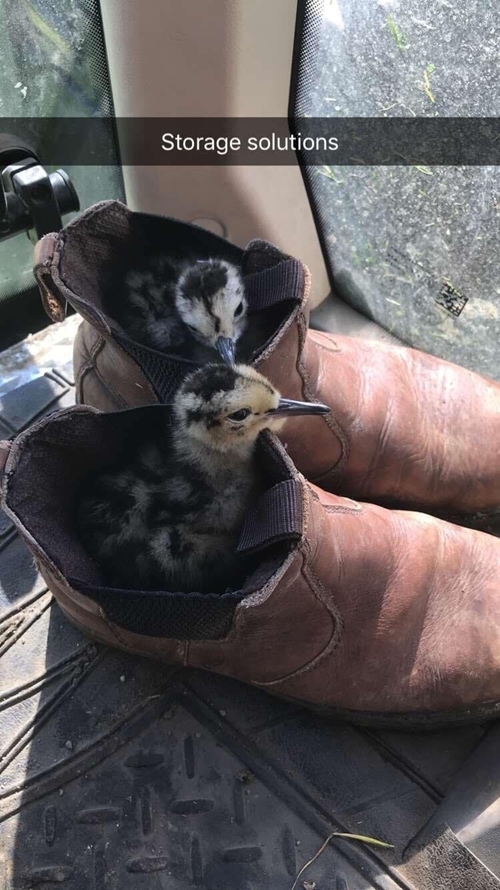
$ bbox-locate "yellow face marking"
[175,364,284,453]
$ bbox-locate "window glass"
[293,0,500,380]
[0,0,123,304]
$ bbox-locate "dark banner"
[4,117,500,165]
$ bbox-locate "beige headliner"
[99,0,330,309]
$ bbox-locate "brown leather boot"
[35,199,500,518]
[2,404,500,728]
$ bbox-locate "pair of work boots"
[4,199,500,727]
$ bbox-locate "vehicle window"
[293,0,500,380]
[0,0,123,333]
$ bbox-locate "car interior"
[0,2,499,888]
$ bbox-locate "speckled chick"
[77,364,329,593]
[120,256,247,364]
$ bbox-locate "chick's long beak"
[268,398,330,417]
[215,336,236,365]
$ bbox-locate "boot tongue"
[237,479,304,554]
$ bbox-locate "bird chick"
[121,256,247,364]
[77,364,329,594]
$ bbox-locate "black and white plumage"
[77,364,329,594]
[119,256,247,364]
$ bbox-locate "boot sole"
[283,696,500,730]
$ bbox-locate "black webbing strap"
[237,479,303,554]
[244,259,304,312]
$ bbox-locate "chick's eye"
[234,302,244,318]
[227,408,251,422]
